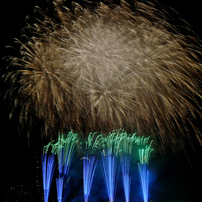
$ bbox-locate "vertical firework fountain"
[83,155,97,202]
[44,131,78,202]
[82,133,103,202]
[41,143,55,202]
[136,137,153,202]
[100,131,121,202]
[118,131,137,202]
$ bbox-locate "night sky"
[1,0,202,201]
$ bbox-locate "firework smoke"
[3,0,202,152]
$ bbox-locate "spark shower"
[41,130,153,202]
[3,0,202,153]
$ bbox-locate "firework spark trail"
[118,131,136,202]
[56,176,64,202]
[81,132,102,202]
[138,163,149,202]
[41,144,55,202]
[137,138,153,202]
[101,153,118,202]
[100,132,122,202]
[82,132,103,202]
[3,0,202,153]
[55,147,64,202]
[121,155,131,202]
[51,132,78,202]
[83,155,97,202]
[52,132,78,175]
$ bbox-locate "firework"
[56,176,64,202]
[4,0,202,152]
[83,155,97,202]
[101,130,124,156]
[121,155,131,202]
[81,132,101,202]
[41,130,154,201]
[53,132,78,174]
[137,137,153,202]
[51,131,78,202]
[139,163,150,202]
[41,144,55,202]
[101,153,119,202]
[100,132,122,202]
[82,132,104,156]
[117,130,136,202]
[118,130,136,156]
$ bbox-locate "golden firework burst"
[3,0,202,152]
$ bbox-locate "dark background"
[1,0,202,201]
